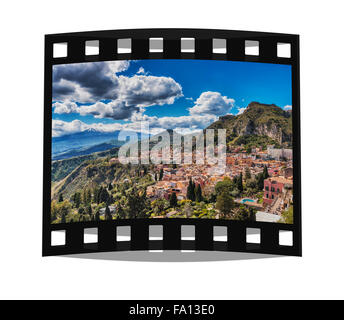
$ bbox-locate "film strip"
[43,28,301,257]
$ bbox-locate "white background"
[1,0,343,300]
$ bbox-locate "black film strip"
[43,28,301,257]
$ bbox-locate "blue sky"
[52,59,292,137]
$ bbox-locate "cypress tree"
[105,205,112,220]
[256,173,264,190]
[187,178,195,201]
[263,165,269,179]
[58,194,63,202]
[245,167,251,180]
[74,192,81,208]
[238,173,243,192]
[169,192,178,207]
[195,184,203,202]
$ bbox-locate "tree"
[279,206,293,224]
[216,192,235,218]
[209,193,217,203]
[127,188,148,219]
[95,210,100,221]
[234,205,256,221]
[154,172,158,181]
[105,205,112,220]
[215,179,234,196]
[86,204,92,216]
[195,184,203,202]
[58,194,64,202]
[237,173,243,192]
[248,207,256,222]
[169,192,178,207]
[87,189,92,204]
[78,207,85,215]
[116,203,126,219]
[256,172,265,190]
[108,182,113,191]
[99,187,110,204]
[60,213,66,223]
[73,192,81,208]
[245,167,251,180]
[263,165,269,179]
[159,168,164,181]
[187,178,195,201]
[152,198,167,214]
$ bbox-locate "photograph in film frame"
[43,29,301,257]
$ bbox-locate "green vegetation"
[51,147,119,182]
[231,134,281,151]
[207,102,292,147]
[279,206,293,224]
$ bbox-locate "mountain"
[52,139,124,161]
[52,129,144,157]
[207,102,292,147]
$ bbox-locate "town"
[110,143,293,223]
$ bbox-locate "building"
[283,167,293,178]
[267,146,293,160]
[263,177,292,205]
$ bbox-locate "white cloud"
[136,67,146,75]
[284,105,292,110]
[189,91,234,116]
[52,61,130,103]
[107,61,130,74]
[78,100,139,120]
[52,119,130,137]
[53,100,79,114]
[53,61,183,120]
[117,75,183,107]
[58,73,184,121]
[52,112,217,138]
[237,107,246,115]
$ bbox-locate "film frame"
[43,28,301,257]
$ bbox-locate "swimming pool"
[241,198,255,204]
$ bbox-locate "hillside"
[51,147,119,182]
[207,102,292,147]
[51,158,153,201]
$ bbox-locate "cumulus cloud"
[52,119,126,137]
[52,61,129,103]
[189,91,234,116]
[117,75,183,107]
[78,100,139,120]
[53,61,183,120]
[148,114,217,129]
[284,105,292,110]
[52,112,217,138]
[53,100,79,114]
